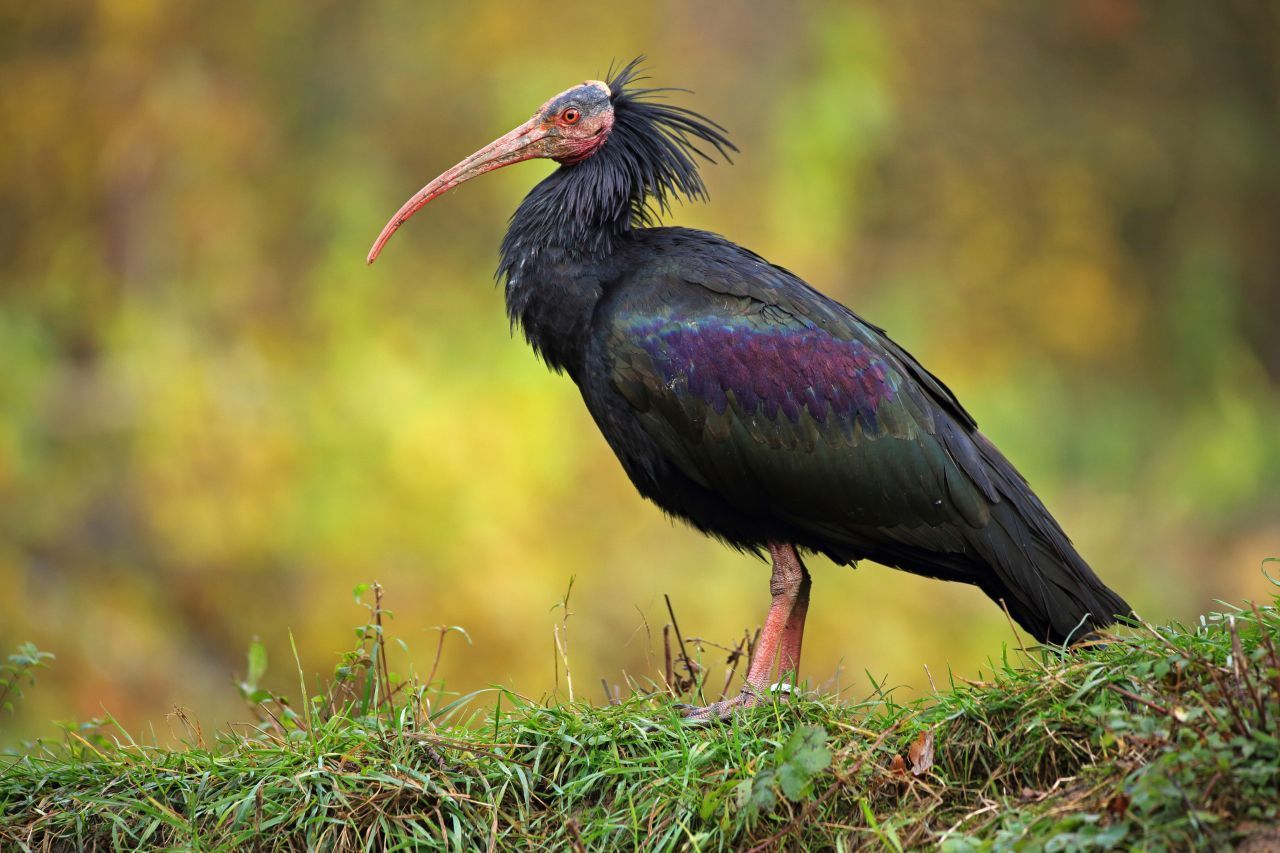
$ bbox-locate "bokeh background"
[3,0,1278,745]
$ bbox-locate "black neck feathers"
[498,59,735,282]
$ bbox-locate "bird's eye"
[562,108,581,125]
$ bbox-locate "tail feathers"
[970,435,1132,645]
[977,506,1131,644]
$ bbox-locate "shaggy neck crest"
[499,58,736,281]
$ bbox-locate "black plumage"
[368,59,1131,713]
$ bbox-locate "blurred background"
[2,0,1278,745]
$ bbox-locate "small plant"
[236,635,306,738]
[0,642,54,717]
[739,724,833,818]
[234,583,470,740]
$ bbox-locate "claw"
[675,688,762,723]
[673,681,801,724]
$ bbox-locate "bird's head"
[367,59,734,264]
[366,80,615,264]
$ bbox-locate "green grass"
[2,593,1278,851]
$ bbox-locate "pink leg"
[773,543,811,685]
[681,541,812,722]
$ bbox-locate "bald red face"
[536,80,615,164]
[367,80,616,264]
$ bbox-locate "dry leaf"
[1238,823,1280,852]
[889,754,907,776]
[1105,793,1131,819]
[908,730,935,777]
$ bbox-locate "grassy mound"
[2,596,1278,850]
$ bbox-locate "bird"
[367,59,1132,720]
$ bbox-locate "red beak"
[367,116,551,264]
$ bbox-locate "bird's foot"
[675,682,795,725]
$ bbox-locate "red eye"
[562,108,581,125]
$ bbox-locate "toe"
[675,689,762,724]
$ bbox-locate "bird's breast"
[504,258,608,378]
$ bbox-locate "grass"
[1,586,1278,851]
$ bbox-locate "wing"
[603,233,1000,554]
[599,230,1129,642]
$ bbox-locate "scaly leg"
[680,542,812,722]
[776,544,811,685]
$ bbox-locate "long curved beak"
[367,116,550,264]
